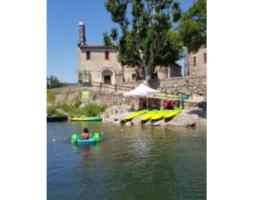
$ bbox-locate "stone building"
[188,46,207,76]
[77,21,182,85]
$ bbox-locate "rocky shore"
[102,105,206,128]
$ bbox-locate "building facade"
[188,47,207,76]
[77,21,182,85]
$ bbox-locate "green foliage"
[73,96,81,107]
[47,106,64,116]
[178,0,206,53]
[47,91,55,104]
[47,75,65,89]
[55,103,106,117]
[83,104,106,117]
[104,0,182,82]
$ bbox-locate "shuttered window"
[193,56,196,66]
[105,51,109,60]
[86,51,91,60]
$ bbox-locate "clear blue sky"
[47,0,193,83]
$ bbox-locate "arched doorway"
[132,73,137,81]
[102,70,113,84]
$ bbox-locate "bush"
[47,91,55,104]
[47,75,65,89]
[83,104,106,117]
[47,106,64,116]
[55,103,105,117]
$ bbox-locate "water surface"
[47,122,206,200]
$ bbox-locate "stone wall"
[48,86,140,108]
[113,75,207,98]
[88,90,140,108]
[48,75,206,106]
[155,76,206,97]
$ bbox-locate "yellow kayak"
[125,110,147,121]
[163,108,182,119]
[141,110,158,121]
[151,110,168,121]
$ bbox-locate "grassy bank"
[47,103,106,117]
[47,90,106,117]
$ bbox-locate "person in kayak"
[81,128,90,140]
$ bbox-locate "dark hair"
[83,128,89,133]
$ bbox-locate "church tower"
[78,20,86,46]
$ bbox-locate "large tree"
[103,0,182,82]
[178,0,206,53]
[47,75,65,89]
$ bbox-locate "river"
[47,122,206,200]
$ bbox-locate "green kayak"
[70,116,102,122]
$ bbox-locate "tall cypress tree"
[104,0,182,82]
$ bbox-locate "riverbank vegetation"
[47,90,56,104]
[62,103,105,117]
[47,103,106,117]
[47,75,66,89]
[47,89,106,117]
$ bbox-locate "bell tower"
[78,20,86,46]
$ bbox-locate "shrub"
[83,104,106,116]
[54,103,105,117]
[47,106,63,116]
[47,91,55,104]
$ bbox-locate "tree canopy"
[104,0,182,82]
[47,75,65,89]
[178,0,206,53]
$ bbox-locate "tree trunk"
[122,65,125,82]
[143,65,152,84]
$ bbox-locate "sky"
[47,0,193,83]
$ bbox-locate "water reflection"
[71,144,79,154]
[72,145,93,157]
[71,143,101,156]
[82,147,91,157]
[94,143,101,155]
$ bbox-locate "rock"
[195,118,207,127]
[132,117,142,126]
[170,109,199,127]
[126,121,133,126]
[151,121,161,126]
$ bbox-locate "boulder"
[126,121,134,126]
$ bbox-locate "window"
[203,52,207,63]
[105,51,109,60]
[86,51,91,60]
[132,73,136,80]
[193,56,196,66]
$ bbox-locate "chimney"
[78,20,86,46]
